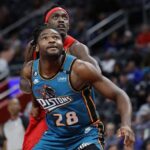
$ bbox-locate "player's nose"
[58,16,65,23]
[48,37,55,43]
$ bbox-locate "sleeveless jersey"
[23,35,92,150]
[32,54,98,137]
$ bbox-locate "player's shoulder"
[69,41,89,59]
[71,41,88,50]
[72,59,100,81]
[73,59,95,74]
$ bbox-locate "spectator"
[134,71,150,109]
[0,124,5,150]
[100,51,116,75]
[0,41,16,63]
[134,94,150,140]
[142,138,150,150]
[135,24,150,51]
[125,60,143,84]
[120,30,134,50]
[118,73,135,97]
[3,98,29,150]
[101,99,117,123]
[136,94,150,123]
[107,144,119,150]
[105,122,118,150]
[104,32,121,52]
[0,58,9,82]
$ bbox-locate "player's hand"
[117,126,135,147]
[31,106,40,119]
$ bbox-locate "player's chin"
[47,48,59,53]
[47,51,62,58]
[58,29,67,38]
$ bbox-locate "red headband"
[44,7,69,23]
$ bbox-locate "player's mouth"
[57,24,66,30]
[47,45,58,50]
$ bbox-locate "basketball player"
[25,5,99,69]
[23,5,101,150]
[20,25,135,150]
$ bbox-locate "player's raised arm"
[73,60,135,147]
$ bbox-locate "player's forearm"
[116,90,132,127]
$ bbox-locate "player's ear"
[35,45,39,52]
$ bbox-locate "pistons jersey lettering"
[37,96,72,112]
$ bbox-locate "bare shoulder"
[73,59,93,72]
[72,59,101,81]
[70,41,101,71]
[69,41,89,57]
[72,41,88,48]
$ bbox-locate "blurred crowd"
[0,0,150,150]
[95,23,150,149]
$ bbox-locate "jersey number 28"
[53,111,79,126]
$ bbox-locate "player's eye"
[42,36,48,40]
[52,36,59,40]
[53,15,58,20]
[62,15,68,20]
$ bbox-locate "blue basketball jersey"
[32,54,99,137]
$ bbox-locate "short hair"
[29,24,62,59]
[31,24,60,46]
[31,24,49,46]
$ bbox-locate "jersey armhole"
[68,59,89,93]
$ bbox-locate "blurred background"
[0,0,150,150]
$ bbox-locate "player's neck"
[62,33,68,42]
[39,55,64,78]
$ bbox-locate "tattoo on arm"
[20,77,32,93]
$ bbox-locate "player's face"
[37,29,63,58]
[8,99,21,116]
[47,10,69,38]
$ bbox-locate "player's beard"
[45,49,63,60]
